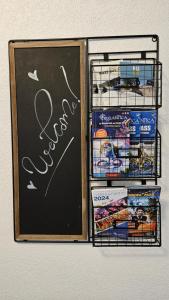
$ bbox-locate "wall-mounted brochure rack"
[9,35,162,246]
[87,35,162,247]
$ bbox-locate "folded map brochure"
[92,186,160,239]
[92,138,130,178]
[92,110,157,139]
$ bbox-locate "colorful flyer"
[93,138,130,178]
[92,110,130,138]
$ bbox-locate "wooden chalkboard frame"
[9,40,88,241]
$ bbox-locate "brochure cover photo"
[92,110,130,138]
[92,187,128,238]
[92,138,130,178]
[129,140,155,177]
[127,186,161,237]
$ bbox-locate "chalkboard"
[9,40,87,241]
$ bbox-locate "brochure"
[93,138,130,177]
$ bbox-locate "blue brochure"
[129,111,141,139]
[120,61,154,86]
[92,110,130,138]
[140,110,157,138]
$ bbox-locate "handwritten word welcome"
[22,66,79,177]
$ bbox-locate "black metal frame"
[87,35,162,247]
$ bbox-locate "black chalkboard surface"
[9,40,87,241]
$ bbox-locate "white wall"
[0,1,169,299]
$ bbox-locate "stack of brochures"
[92,186,160,239]
[92,109,157,178]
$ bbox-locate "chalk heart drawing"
[27,180,37,190]
[28,70,39,81]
